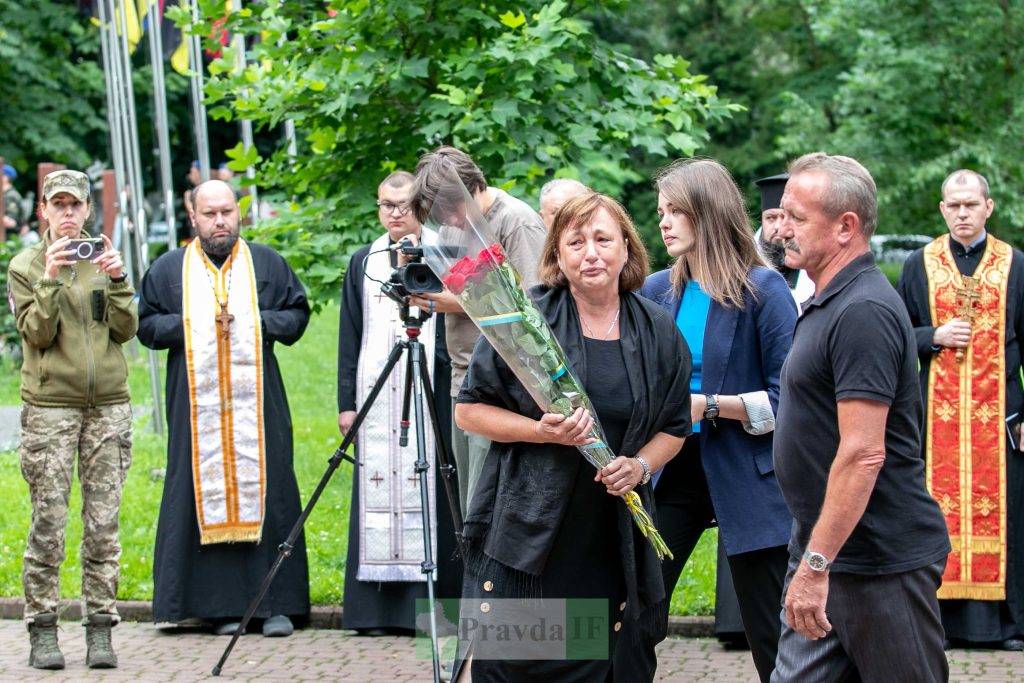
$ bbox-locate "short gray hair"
[540,178,587,200]
[788,152,877,236]
[941,169,990,199]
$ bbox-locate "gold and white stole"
[356,230,438,582]
[182,238,266,545]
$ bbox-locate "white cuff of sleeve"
[738,391,775,435]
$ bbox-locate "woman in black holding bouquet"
[452,192,692,681]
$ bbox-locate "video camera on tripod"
[380,237,444,304]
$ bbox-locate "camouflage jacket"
[7,234,137,407]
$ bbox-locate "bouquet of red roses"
[422,180,671,559]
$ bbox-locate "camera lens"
[401,263,443,294]
[76,242,94,259]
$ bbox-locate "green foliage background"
[173,0,738,303]
[5,1,1023,295]
[603,0,1024,241]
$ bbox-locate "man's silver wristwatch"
[802,550,831,573]
[636,456,652,486]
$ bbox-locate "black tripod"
[212,299,464,681]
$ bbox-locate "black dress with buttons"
[467,337,633,681]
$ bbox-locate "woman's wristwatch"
[636,456,651,486]
[703,394,720,426]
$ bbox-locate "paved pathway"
[0,620,1019,681]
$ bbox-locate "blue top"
[641,266,798,556]
[675,281,712,431]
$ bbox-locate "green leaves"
[224,142,261,172]
[667,132,698,156]
[190,0,734,303]
[307,127,337,154]
[0,0,109,173]
[499,11,527,29]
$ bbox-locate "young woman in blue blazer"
[614,159,797,683]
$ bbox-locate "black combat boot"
[85,613,118,669]
[27,612,65,670]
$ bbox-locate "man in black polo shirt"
[771,152,950,682]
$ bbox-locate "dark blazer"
[641,266,796,555]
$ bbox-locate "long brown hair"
[538,192,649,292]
[655,159,766,308]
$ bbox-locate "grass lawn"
[0,306,716,615]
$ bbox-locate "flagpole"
[146,0,177,253]
[96,2,127,208]
[100,1,132,285]
[188,0,211,182]
[114,0,149,265]
[109,0,165,435]
[230,0,259,225]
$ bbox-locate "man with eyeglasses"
[336,171,462,635]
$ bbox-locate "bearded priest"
[138,180,311,637]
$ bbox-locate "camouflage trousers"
[19,402,132,623]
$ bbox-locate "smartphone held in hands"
[67,237,105,261]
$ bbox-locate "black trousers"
[613,438,787,683]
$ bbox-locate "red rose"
[449,256,477,279]
[488,243,505,265]
[474,243,504,275]
[443,272,467,295]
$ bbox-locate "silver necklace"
[580,306,621,340]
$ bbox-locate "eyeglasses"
[376,200,411,216]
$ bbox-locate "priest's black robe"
[137,243,312,623]
[337,243,462,632]
[897,235,1024,642]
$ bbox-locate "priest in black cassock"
[755,173,814,310]
[897,169,1024,651]
[138,180,311,637]
[337,171,462,635]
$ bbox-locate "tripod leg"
[410,339,443,683]
[416,353,466,548]
[399,350,413,447]
[212,340,408,676]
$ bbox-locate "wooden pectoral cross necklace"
[216,303,234,340]
[205,258,235,341]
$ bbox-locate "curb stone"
[0,597,715,636]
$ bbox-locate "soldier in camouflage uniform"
[6,170,137,670]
